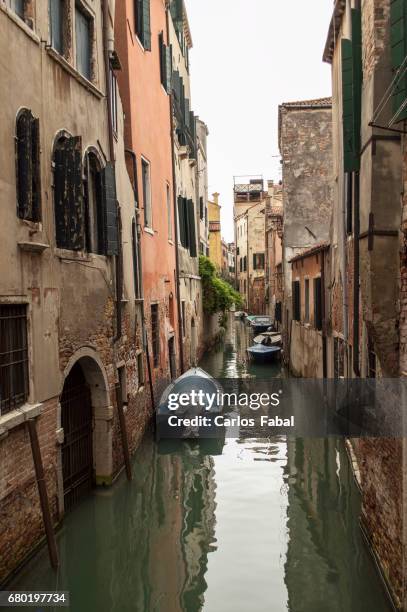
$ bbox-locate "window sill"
[55,248,92,262]
[18,241,50,254]
[46,47,104,99]
[0,5,39,44]
[144,227,154,236]
[0,402,43,438]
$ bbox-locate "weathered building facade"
[322,0,406,607]
[234,178,267,313]
[265,181,283,324]
[0,0,150,584]
[208,193,222,272]
[278,98,333,364]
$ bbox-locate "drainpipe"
[166,5,185,374]
[353,172,361,376]
[321,249,328,378]
[125,148,155,412]
[102,0,122,342]
[341,174,349,366]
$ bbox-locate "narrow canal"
[7,316,392,612]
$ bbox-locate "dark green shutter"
[391,0,407,120]
[166,45,172,94]
[187,199,197,257]
[342,39,357,172]
[54,136,84,251]
[31,117,41,222]
[314,277,323,331]
[101,163,118,255]
[142,0,151,50]
[178,195,185,246]
[16,110,33,220]
[351,9,362,162]
[189,111,196,159]
[159,32,165,86]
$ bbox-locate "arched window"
[53,134,84,250]
[84,151,103,254]
[16,109,41,222]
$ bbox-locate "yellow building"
[208,193,222,270]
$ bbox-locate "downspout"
[125,149,155,412]
[321,248,328,378]
[102,0,122,341]
[353,172,361,376]
[246,213,249,311]
[341,174,349,366]
[166,5,185,374]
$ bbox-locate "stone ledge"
[0,402,43,437]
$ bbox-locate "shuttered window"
[100,163,119,256]
[142,159,152,228]
[54,137,84,251]
[341,9,362,173]
[253,253,265,270]
[391,0,407,121]
[314,277,323,331]
[76,4,92,80]
[159,33,172,93]
[135,0,151,51]
[187,199,197,257]
[292,281,301,321]
[16,109,41,222]
[49,0,64,54]
[177,196,196,256]
[151,304,160,367]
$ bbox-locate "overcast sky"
[186,0,333,242]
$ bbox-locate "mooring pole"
[115,384,132,481]
[27,419,59,570]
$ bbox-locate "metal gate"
[61,362,94,511]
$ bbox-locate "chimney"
[212,192,220,205]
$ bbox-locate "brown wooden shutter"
[101,162,118,255]
[16,110,33,220]
[187,199,197,257]
[54,136,84,250]
[31,117,41,222]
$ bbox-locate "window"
[142,158,152,228]
[151,304,160,367]
[76,4,92,80]
[177,196,197,256]
[109,67,118,134]
[243,256,247,272]
[8,0,24,19]
[0,305,29,415]
[341,9,362,171]
[314,277,323,331]
[334,337,345,379]
[132,219,141,299]
[49,0,64,54]
[304,279,310,322]
[240,258,242,273]
[16,109,41,222]
[292,280,301,321]
[54,138,118,254]
[135,0,151,50]
[253,253,265,270]
[199,196,204,220]
[137,352,144,388]
[167,184,172,240]
[367,334,376,378]
[159,32,172,93]
[84,152,103,254]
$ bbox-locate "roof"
[323,0,346,64]
[279,97,332,110]
[289,242,330,264]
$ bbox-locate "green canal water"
[7,318,392,611]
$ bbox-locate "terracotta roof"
[289,242,330,264]
[323,0,346,64]
[280,97,332,109]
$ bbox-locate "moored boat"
[249,315,274,333]
[247,344,281,363]
[156,367,223,440]
[253,332,282,346]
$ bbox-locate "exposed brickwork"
[361,0,390,80]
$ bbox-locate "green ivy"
[199,256,242,315]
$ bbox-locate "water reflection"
[6,316,392,612]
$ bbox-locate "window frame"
[75,1,93,81]
[0,304,29,416]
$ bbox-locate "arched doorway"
[61,362,94,511]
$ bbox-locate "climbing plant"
[199,256,242,316]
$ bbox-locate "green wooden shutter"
[31,117,41,222]
[166,45,172,94]
[187,199,197,257]
[178,195,185,246]
[341,39,358,172]
[159,32,165,87]
[16,110,33,220]
[142,0,151,50]
[101,163,119,255]
[391,0,407,120]
[351,9,362,162]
